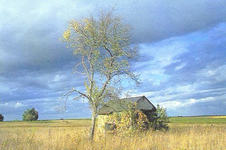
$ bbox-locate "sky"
[0,0,226,121]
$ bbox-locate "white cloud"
[159,101,183,108]
[139,40,188,68]
[14,102,25,108]
[135,40,189,86]
[0,101,26,109]
[159,99,197,109]
[53,74,65,82]
[159,95,225,110]
[0,102,9,107]
[175,63,186,71]
[198,64,226,82]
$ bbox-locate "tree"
[151,104,169,131]
[22,108,38,121]
[0,114,4,121]
[63,11,138,140]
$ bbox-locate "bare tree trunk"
[90,113,97,140]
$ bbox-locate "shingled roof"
[98,96,156,115]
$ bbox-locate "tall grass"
[0,119,225,150]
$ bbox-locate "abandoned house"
[97,96,156,132]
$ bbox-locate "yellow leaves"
[83,18,90,25]
[71,21,79,31]
[104,110,149,135]
[83,18,91,30]
[103,58,111,68]
[135,110,149,130]
[63,29,71,41]
[62,11,136,77]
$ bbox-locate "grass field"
[0,116,225,150]
[169,115,226,124]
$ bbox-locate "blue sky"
[0,0,226,120]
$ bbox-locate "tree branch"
[81,56,91,80]
[88,51,94,98]
[98,74,112,98]
[64,88,90,100]
[73,62,86,75]
[103,45,113,57]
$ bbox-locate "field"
[0,116,225,150]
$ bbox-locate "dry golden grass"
[208,116,226,119]
[0,119,225,150]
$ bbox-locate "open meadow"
[0,116,225,150]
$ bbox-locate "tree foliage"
[22,108,38,121]
[62,11,138,140]
[150,104,169,131]
[0,114,4,121]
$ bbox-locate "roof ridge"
[120,95,144,99]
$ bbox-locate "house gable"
[136,96,156,111]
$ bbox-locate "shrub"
[106,108,152,135]
[23,108,38,121]
[151,104,169,131]
[0,114,4,121]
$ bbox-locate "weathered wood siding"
[136,97,155,110]
[96,115,109,133]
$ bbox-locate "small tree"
[151,104,169,131]
[0,114,4,121]
[23,108,38,121]
[62,11,138,140]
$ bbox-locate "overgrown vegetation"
[0,114,4,121]
[104,104,169,135]
[105,110,148,135]
[22,108,38,121]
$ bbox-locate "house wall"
[96,112,122,133]
[97,115,108,131]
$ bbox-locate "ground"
[0,116,225,150]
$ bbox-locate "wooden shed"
[97,96,156,132]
